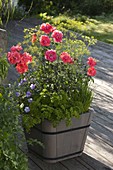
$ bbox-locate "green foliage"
[0,86,28,169]
[18,0,77,16]
[18,0,113,16]
[39,13,96,42]
[0,53,9,82]
[77,0,113,16]
[0,0,16,28]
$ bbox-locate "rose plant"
[7,23,97,131]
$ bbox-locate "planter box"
[25,108,94,163]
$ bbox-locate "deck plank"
[28,151,68,170]
[61,158,89,170]
[77,153,113,170]
[28,159,42,170]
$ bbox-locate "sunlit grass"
[48,14,113,45]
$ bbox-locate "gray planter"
[25,108,94,163]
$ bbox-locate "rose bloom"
[45,50,57,62]
[10,45,23,52]
[60,52,73,63]
[32,33,37,43]
[52,30,63,43]
[7,51,22,64]
[16,62,28,74]
[51,27,56,32]
[87,57,96,67]
[87,67,96,76]
[40,23,53,34]
[40,35,51,46]
[22,52,32,64]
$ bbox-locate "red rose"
[22,52,32,64]
[40,23,53,34]
[7,51,21,65]
[16,62,28,74]
[60,52,72,63]
[45,50,57,62]
[10,45,23,52]
[87,57,96,67]
[87,67,96,76]
[40,35,51,46]
[32,33,37,43]
[52,30,63,43]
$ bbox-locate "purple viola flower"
[16,92,20,97]
[30,84,36,90]
[24,107,30,113]
[28,98,33,103]
[18,78,27,86]
[23,78,27,82]
[26,91,31,98]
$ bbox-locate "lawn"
[40,13,113,45]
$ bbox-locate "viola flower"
[45,50,57,62]
[52,30,63,43]
[28,98,33,103]
[30,84,36,90]
[16,92,20,97]
[26,91,31,98]
[10,45,23,52]
[40,23,53,34]
[32,33,37,43]
[87,67,96,76]
[8,84,11,87]
[40,35,51,46]
[18,78,27,86]
[16,62,28,74]
[87,57,97,67]
[22,52,32,64]
[60,52,72,63]
[24,107,30,113]
[7,51,22,65]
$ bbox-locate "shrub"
[78,0,113,16]
[0,86,28,170]
[0,0,15,28]
[18,0,113,16]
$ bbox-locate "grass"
[40,13,113,45]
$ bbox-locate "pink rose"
[87,67,96,76]
[10,45,23,52]
[40,23,53,34]
[7,51,21,65]
[22,52,32,64]
[60,52,73,63]
[52,30,63,43]
[87,57,96,67]
[45,50,57,62]
[16,62,28,74]
[51,27,56,32]
[40,35,51,46]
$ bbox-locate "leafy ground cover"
[40,13,113,45]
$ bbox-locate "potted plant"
[7,23,97,163]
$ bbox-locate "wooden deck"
[6,18,113,170]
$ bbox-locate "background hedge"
[18,0,113,16]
